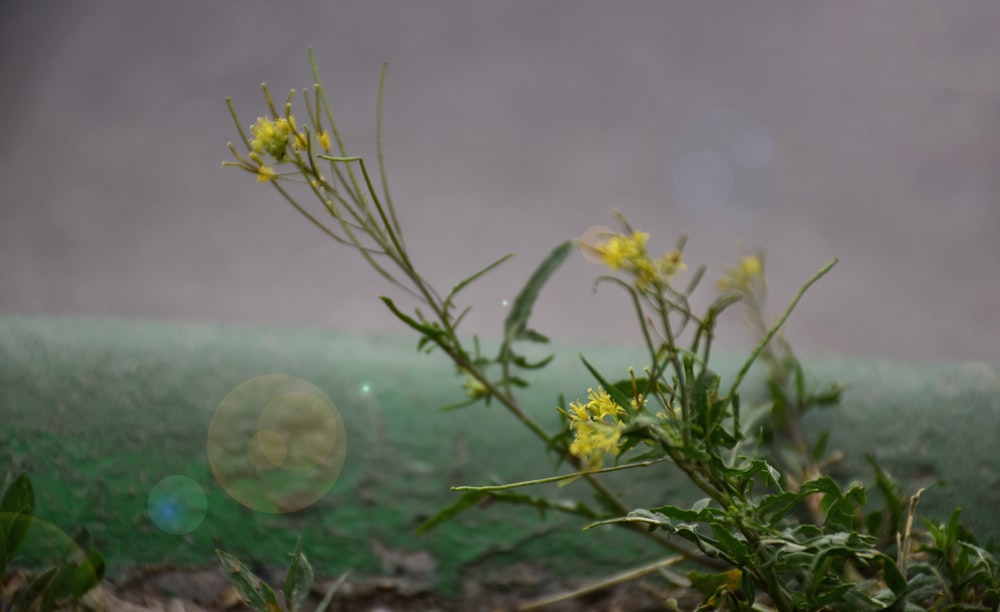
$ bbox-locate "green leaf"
[757,491,802,526]
[823,483,866,531]
[867,455,904,540]
[880,553,907,595]
[0,472,34,573]
[380,297,449,348]
[690,369,721,430]
[415,491,489,535]
[71,525,92,555]
[648,501,720,523]
[578,355,634,409]
[316,569,351,612]
[216,549,282,612]
[12,566,57,611]
[443,252,515,315]
[436,397,483,412]
[63,548,106,601]
[284,537,314,612]
[513,328,551,344]
[503,240,573,342]
[509,351,555,370]
[710,522,749,565]
[811,430,830,463]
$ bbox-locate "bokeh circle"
[667,108,780,226]
[147,475,208,535]
[207,374,347,513]
[0,513,106,610]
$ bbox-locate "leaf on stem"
[216,549,282,612]
[284,536,314,612]
[0,472,34,573]
[504,240,574,343]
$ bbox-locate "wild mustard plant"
[223,50,1000,611]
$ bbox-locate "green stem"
[727,258,838,400]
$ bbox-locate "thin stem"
[309,48,365,204]
[375,62,405,247]
[516,555,684,611]
[453,458,671,491]
[727,258,838,400]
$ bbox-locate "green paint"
[1,314,998,594]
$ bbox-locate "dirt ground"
[52,562,706,612]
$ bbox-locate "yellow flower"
[740,255,761,278]
[462,375,489,399]
[317,130,332,153]
[594,231,648,270]
[567,399,590,422]
[561,387,626,470]
[658,249,687,278]
[633,257,660,291]
[256,165,277,183]
[250,116,291,161]
[718,255,763,292]
[569,420,622,470]
[585,387,625,420]
[725,569,742,592]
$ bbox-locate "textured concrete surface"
[2,314,998,586]
[1,2,999,362]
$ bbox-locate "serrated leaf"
[690,369,722,431]
[504,240,573,341]
[823,484,866,531]
[648,502,720,523]
[710,522,749,564]
[216,549,282,612]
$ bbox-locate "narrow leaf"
[579,356,634,409]
[284,537,314,612]
[0,472,34,567]
[504,240,573,340]
[444,252,516,313]
[316,569,351,612]
[415,491,488,535]
[380,297,448,346]
[216,549,282,612]
[12,567,57,611]
[69,549,106,599]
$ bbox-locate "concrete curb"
[2,314,997,593]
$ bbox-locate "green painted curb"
[1,314,997,593]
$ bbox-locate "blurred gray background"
[1,1,998,362]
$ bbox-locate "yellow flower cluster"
[718,255,763,292]
[240,113,333,184]
[250,116,294,161]
[561,387,626,470]
[586,230,686,291]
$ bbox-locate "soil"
[15,562,706,612]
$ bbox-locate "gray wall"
[2,1,998,362]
